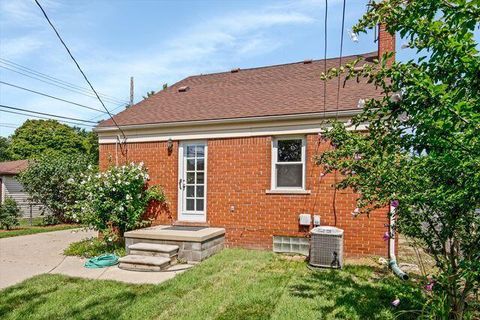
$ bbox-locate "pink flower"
[383,232,390,241]
[425,281,435,292]
[391,299,400,307]
[391,200,399,208]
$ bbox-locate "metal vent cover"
[309,226,344,269]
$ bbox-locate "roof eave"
[94,109,361,133]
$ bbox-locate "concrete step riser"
[118,262,166,272]
[129,250,177,258]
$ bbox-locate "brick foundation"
[100,134,389,257]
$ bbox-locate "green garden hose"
[84,254,119,268]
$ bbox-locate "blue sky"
[0,0,419,137]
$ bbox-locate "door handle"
[179,178,183,190]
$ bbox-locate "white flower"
[390,91,403,103]
[357,98,365,109]
[348,29,359,43]
[67,178,75,184]
[126,194,132,200]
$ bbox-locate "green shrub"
[19,153,92,223]
[0,197,22,230]
[75,162,165,241]
[64,237,126,258]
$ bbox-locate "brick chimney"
[378,24,395,65]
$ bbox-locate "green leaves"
[0,197,22,230]
[317,1,480,317]
[18,153,92,223]
[75,163,166,239]
[6,120,98,162]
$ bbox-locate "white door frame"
[177,140,207,222]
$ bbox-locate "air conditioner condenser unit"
[309,226,344,269]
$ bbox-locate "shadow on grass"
[0,275,157,320]
[289,265,424,320]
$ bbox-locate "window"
[272,137,306,190]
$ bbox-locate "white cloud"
[0,36,44,60]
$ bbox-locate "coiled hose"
[84,254,119,268]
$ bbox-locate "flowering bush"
[75,162,165,241]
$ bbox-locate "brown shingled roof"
[98,52,379,128]
[0,160,29,175]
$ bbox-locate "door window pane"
[196,158,204,171]
[186,199,195,211]
[277,139,302,162]
[196,172,204,184]
[196,146,204,157]
[196,199,204,211]
[276,164,303,187]
[187,159,195,171]
[186,186,194,197]
[196,186,204,197]
[187,172,195,184]
[187,146,195,157]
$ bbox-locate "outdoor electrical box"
[298,213,311,226]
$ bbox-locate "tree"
[7,120,97,161]
[317,1,479,318]
[0,197,21,230]
[18,153,92,223]
[0,137,11,161]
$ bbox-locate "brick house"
[96,28,395,257]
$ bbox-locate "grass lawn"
[0,218,78,239]
[0,249,424,320]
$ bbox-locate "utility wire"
[335,0,347,118]
[88,103,127,121]
[322,0,328,117]
[34,0,126,140]
[0,81,107,114]
[0,65,123,106]
[0,110,94,127]
[0,104,98,124]
[0,58,129,104]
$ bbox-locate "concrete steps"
[118,243,179,272]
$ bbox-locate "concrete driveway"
[0,228,193,289]
[0,228,96,289]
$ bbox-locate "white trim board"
[98,117,367,144]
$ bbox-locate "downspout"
[389,202,409,280]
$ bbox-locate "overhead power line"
[335,0,347,118]
[0,81,107,114]
[0,65,125,106]
[323,0,328,116]
[34,0,126,139]
[0,110,94,127]
[0,57,129,105]
[0,104,98,124]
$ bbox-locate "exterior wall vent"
[178,86,189,92]
[230,68,240,73]
[309,226,344,268]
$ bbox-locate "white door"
[178,141,207,222]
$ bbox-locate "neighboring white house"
[0,160,46,218]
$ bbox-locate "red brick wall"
[99,134,389,257]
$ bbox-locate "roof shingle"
[0,160,29,175]
[98,52,379,128]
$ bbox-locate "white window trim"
[270,136,307,191]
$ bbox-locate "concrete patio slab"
[0,228,96,289]
[0,228,194,289]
